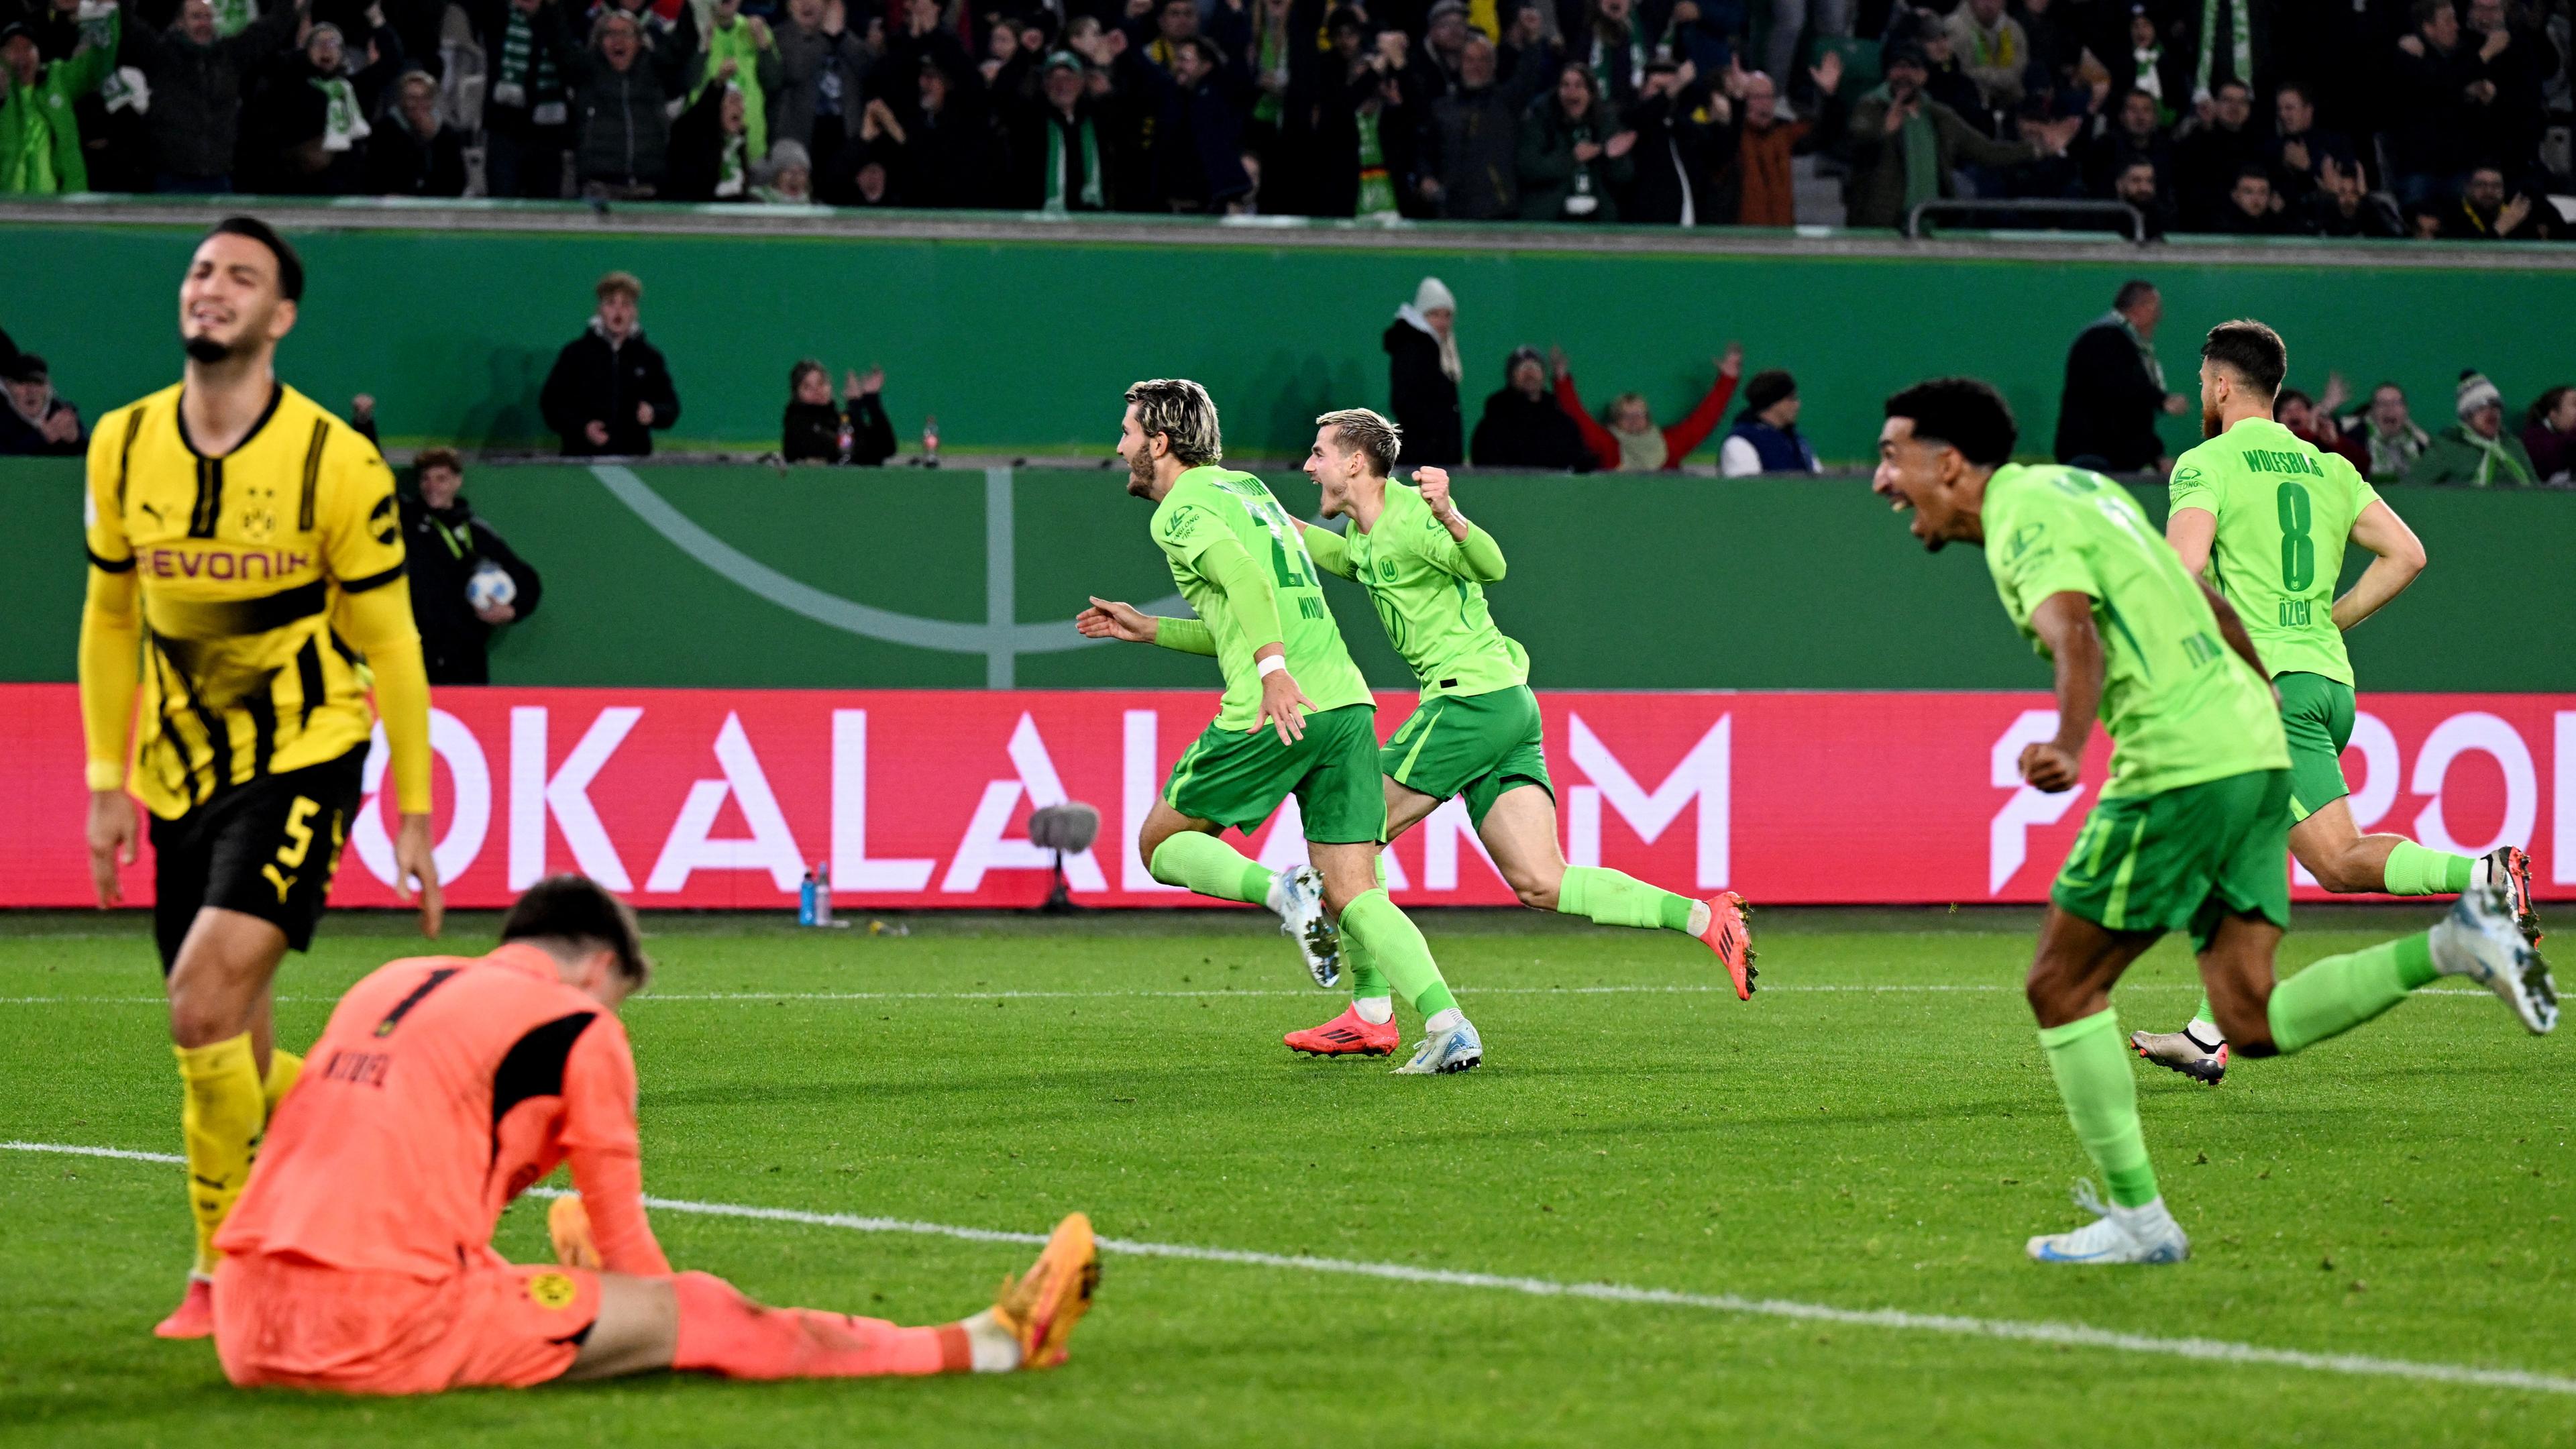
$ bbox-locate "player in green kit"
[2132,321,2541,1085]
[1077,380,1485,1074]
[1874,378,2552,1265]
[1254,409,1754,1060]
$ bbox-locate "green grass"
[3,906,2571,1447]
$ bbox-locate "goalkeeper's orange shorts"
[213,1250,602,1394]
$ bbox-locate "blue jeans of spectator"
[154,172,232,193]
[1765,0,1848,89]
[486,126,570,199]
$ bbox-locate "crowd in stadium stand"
[2,0,2571,232]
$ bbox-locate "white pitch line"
[0,984,2494,1006]
[5,1140,2569,1399]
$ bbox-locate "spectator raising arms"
[1,7,117,193]
[1839,44,2068,230]
[2053,278,2187,474]
[116,0,308,192]
[0,352,85,454]
[2407,370,2538,486]
[541,271,680,457]
[1384,277,1463,468]
[1552,341,1744,472]
[781,360,895,465]
[1470,345,1594,472]
[1719,368,1820,476]
[400,448,544,686]
[2522,385,2576,485]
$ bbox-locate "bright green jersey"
[2166,417,2381,686]
[1983,464,2289,799]
[1150,466,1373,730]
[1304,483,1529,699]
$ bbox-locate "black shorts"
[149,749,366,972]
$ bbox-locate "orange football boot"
[992,1212,1100,1369]
[153,1276,215,1340]
[1699,891,1758,999]
[1285,1005,1401,1057]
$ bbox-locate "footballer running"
[2129,319,2541,1085]
[1077,380,1483,1074]
[1872,376,2553,1265]
[78,217,443,1338]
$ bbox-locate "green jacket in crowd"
[0,13,119,194]
[2406,422,2540,487]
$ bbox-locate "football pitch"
[3,904,2570,1447]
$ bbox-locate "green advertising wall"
[6,217,2575,463]
[7,458,2567,692]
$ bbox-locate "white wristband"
[1257,654,1288,678]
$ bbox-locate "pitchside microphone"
[1028,803,1100,914]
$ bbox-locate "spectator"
[2106,2,2187,115]
[400,449,543,686]
[237,15,398,195]
[468,0,575,199]
[755,137,813,201]
[1517,61,1630,220]
[1470,345,1594,471]
[539,271,680,458]
[2169,76,2257,228]
[364,68,468,195]
[1384,276,1464,468]
[115,0,307,191]
[2214,164,2287,234]
[1622,58,1717,225]
[1551,342,1743,472]
[1718,368,1820,476]
[781,360,896,465]
[769,0,867,203]
[688,0,776,161]
[2522,384,2576,484]
[2387,0,2473,205]
[1580,0,1649,106]
[1942,0,2027,108]
[1125,30,1250,211]
[2112,158,2174,237]
[2273,376,2368,472]
[2459,0,2544,176]
[1905,13,1988,123]
[1418,34,1529,219]
[666,74,753,199]
[1839,44,2069,230]
[2407,370,2538,485]
[886,54,1002,207]
[1707,54,1843,227]
[1311,21,1411,219]
[2053,278,2188,472]
[1495,0,1562,93]
[2085,87,2170,196]
[2303,154,2402,237]
[2,9,115,192]
[2443,164,2555,239]
[2341,381,2431,482]
[0,352,83,454]
[1008,50,1119,211]
[568,7,686,197]
[2263,80,2350,207]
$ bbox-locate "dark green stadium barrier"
[5,215,2575,462]
[7,459,2567,691]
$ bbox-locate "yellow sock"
[174,1034,265,1277]
[262,1048,304,1117]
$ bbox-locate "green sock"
[2266,933,2435,1055]
[1340,888,1454,1018]
[1348,853,1390,1001]
[2190,993,2215,1029]
[2383,840,2475,896]
[1149,832,1273,905]
[1558,865,1697,932]
[2037,1008,2160,1208]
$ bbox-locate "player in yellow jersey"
[77,217,443,1340]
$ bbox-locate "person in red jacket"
[211,874,1099,1395]
[1550,342,1743,471]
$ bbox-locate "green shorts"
[1380,684,1554,828]
[1163,702,1387,844]
[2050,769,2292,952]
[2276,671,2357,823]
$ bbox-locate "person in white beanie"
[2407,370,2538,486]
[1383,276,1464,466]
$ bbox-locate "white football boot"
[2025,1181,2190,1265]
[1269,865,1340,989]
[2432,878,2558,1034]
[1393,1016,1484,1075]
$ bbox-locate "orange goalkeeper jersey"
[217,944,671,1280]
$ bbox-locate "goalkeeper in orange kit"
[210,875,1098,1394]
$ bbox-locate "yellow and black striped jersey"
[83,382,419,820]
